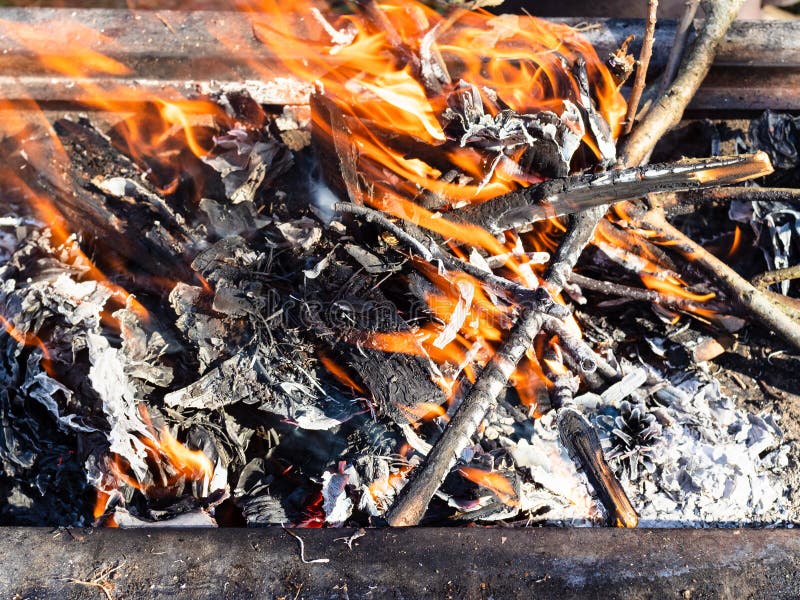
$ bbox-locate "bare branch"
[623,0,659,134]
[620,0,748,167]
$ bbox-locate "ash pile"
[1,1,799,529]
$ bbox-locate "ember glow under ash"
[0,2,797,528]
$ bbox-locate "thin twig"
[620,0,748,167]
[669,186,800,205]
[753,265,800,289]
[569,272,718,312]
[335,202,570,318]
[655,0,702,103]
[623,0,659,134]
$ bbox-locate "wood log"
[303,265,447,426]
[0,117,194,285]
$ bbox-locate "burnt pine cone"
[596,401,663,480]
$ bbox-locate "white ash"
[321,465,360,526]
[504,415,599,523]
[503,361,795,525]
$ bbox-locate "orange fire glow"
[458,466,519,507]
[320,354,366,394]
[369,465,413,508]
[97,405,214,519]
[242,0,625,206]
[0,314,54,375]
[592,220,720,322]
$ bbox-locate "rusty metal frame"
[1,527,799,598]
[0,9,799,112]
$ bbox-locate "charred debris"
[1,1,799,529]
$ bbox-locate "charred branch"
[448,153,773,235]
[666,186,800,207]
[631,210,800,350]
[557,408,639,528]
[569,272,719,314]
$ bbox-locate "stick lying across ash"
[557,409,639,528]
[451,152,773,235]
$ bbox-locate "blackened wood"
[51,117,196,279]
[339,347,445,425]
[304,267,446,426]
[674,186,800,206]
[450,153,773,235]
[557,408,639,528]
[0,123,192,284]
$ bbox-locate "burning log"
[449,152,774,235]
[0,117,196,285]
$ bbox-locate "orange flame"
[458,466,518,507]
[92,490,119,528]
[242,0,625,204]
[728,225,742,258]
[98,405,214,519]
[593,221,719,321]
[399,402,448,423]
[320,354,365,394]
[0,314,54,375]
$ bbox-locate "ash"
[1,93,799,528]
[545,361,794,526]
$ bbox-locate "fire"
[92,491,119,528]
[399,402,448,423]
[243,0,625,204]
[0,314,54,375]
[94,405,215,523]
[728,225,742,258]
[369,465,413,508]
[320,354,366,393]
[592,220,720,322]
[639,274,716,304]
[0,1,633,426]
[458,466,518,507]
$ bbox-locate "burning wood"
[0,0,798,532]
[450,152,774,234]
